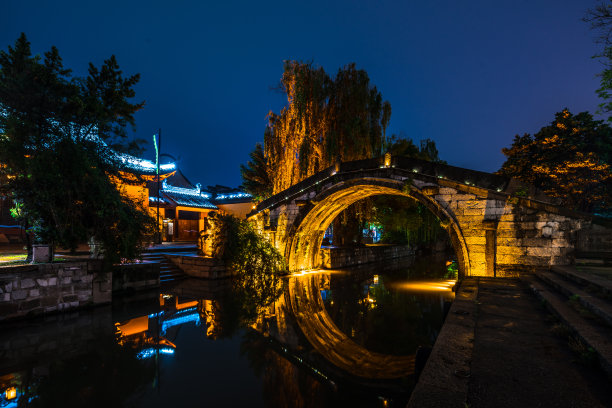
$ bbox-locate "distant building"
[0,154,253,244]
[146,169,253,242]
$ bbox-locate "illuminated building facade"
[0,153,253,245]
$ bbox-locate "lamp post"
[154,129,162,244]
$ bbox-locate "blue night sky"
[1,0,605,188]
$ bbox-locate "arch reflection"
[286,271,415,379]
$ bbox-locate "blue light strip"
[161,308,200,333]
[162,180,210,198]
[136,347,175,360]
[215,192,252,200]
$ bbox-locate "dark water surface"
[0,254,456,407]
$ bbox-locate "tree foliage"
[0,33,153,264]
[585,2,612,120]
[241,61,392,198]
[498,109,612,213]
[221,214,285,325]
[240,142,272,202]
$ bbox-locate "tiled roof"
[161,190,217,209]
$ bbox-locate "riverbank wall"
[165,255,232,279]
[319,244,414,269]
[0,260,159,322]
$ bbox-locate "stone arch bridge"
[248,156,609,277]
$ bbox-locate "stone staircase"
[141,245,197,283]
[523,263,612,379]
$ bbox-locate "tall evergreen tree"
[240,142,272,202]
[0,33,153,263]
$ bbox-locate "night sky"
[1,0,604,188]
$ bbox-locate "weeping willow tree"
[242,61,445,248]
[242,61,392,197]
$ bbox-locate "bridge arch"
[250,157,591,276]
[286,178,471,277]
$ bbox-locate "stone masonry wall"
[251,173,589,276]
[0,261,111,322]
[166,255,232,279]
[320,245,414,269]
[427,183,583,276]
[112,261,160,293]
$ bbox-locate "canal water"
[0,254,456,407]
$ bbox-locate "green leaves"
[240,143,272,201]
[498,109,612,212]
[0,33,153,263]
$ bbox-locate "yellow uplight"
[397,280,456,292]
[5,387,17,400]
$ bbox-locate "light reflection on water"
[0,253,455,407]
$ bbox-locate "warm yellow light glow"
[5,387,17,400]
[384,152,391,167]
[396,280,456,292]
[289,269,346,277]
[373,274,379,284]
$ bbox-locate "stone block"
[20,278,36,289]
[462,200,487,209]
[526,246,560,257]
[11,290,28,300]
[497,246,526,255]
[61,277,72,285]
[434,194,453,203]
[437,187,457,195]
[465,236,486,245]
[29,289,40,297]
[36,278,49,287]
[461,208,486,216]
[453,194,477,201]
[48,277,57,286]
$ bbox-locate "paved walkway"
[409,278,612,407]
[468,278,612,408]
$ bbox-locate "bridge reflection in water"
[286,271,416,379]
[0,257,455,407]
[113,264,455,385]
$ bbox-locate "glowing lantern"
[5,387,17,400]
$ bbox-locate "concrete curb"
[406,278,478,408]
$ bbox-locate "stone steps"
[536,271,612,327]
[552,264,612,298]
[522,269,612,379]
[141,253,190,283]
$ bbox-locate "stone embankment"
[319,244,413,269]
[165,254,232,279]
[0,260,159,321]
